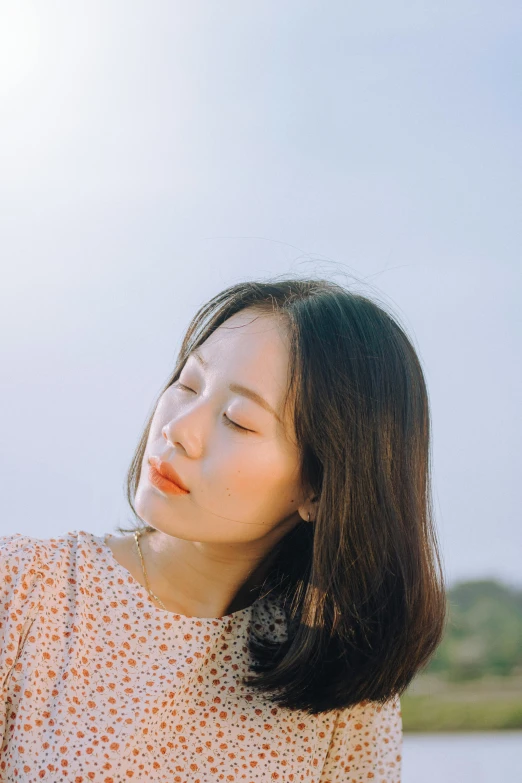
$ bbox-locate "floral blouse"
[0,530,402,782]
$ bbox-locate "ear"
[297,494,319,523]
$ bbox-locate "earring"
[307,511,311,523]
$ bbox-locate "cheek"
[146,410,166,445]
[209,442,299,501]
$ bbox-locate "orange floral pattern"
[0,531,402,781]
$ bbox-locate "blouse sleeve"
[0,534,45,741]
[320,696,403,783]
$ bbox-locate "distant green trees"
[424,579,522,680]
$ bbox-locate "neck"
[138,529,281,618]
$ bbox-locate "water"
[402,732,522,783]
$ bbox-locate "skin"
[106,308,316,619]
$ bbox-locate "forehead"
[202,310,289,364]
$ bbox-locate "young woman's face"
[135,308,310,547]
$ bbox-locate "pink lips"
[147,456,190,493]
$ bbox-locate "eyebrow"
[189,348,282,423]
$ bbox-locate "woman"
[0,277,446,781]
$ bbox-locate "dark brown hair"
[116,275,447,715]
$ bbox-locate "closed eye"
[174,382,195,393]
[173,382,253,433]
[222,414,251,433]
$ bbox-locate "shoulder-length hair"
[117,276,447,715]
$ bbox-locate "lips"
[147,456,190,492]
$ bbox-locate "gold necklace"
[134,529,167,610]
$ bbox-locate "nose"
[161,409,203,458]
[162,423,185,452]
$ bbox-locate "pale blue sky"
[0,1,520,588]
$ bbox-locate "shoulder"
[341,694,402,726]
[320,697,402,782]
[344,695,402,747]
[0,534,50,677]
[0,533,47,588]
[1,529,82,564]
[0,530,88,600]
[0,530,89,652]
